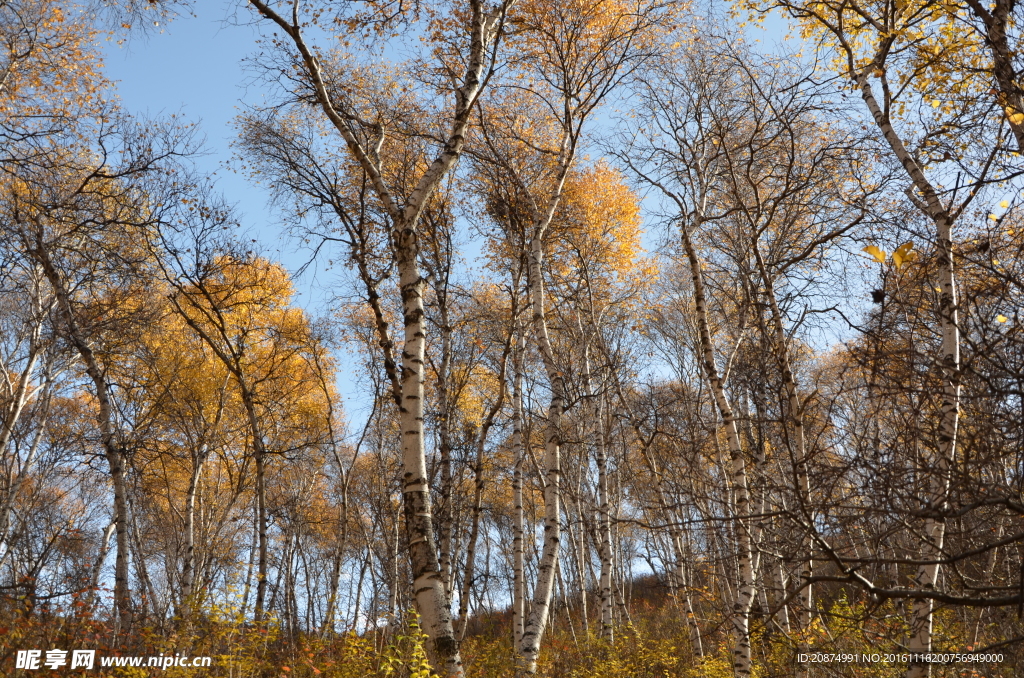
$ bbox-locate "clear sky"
[103,4,278,254]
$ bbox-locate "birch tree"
[736,1,1020,672]
[621,41,764,676]
[239,1,513,671]
[619,36,860,676]
[472,1,673,669]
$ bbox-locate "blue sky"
[104,4,278,255]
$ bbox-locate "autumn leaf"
[892,242,917,269]
[862,245,887,263]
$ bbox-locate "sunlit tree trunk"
[675,535,705,657]
[518,225,566,676]
[751,246,813,670]
[244,3,509,672]
[89,522,116,604]
[680,218,755,678]
[965,0,1024,150]
[33,244,134,628]
[393,231,463,673]
[179,444,207,613]
[0,349,52,566]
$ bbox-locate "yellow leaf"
[1000,200,1010,208]
[892,241,915,269]
[932,100,941,108]
[862,245,887,263]
[996,315,1008,323]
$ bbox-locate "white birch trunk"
[90,522,116,603]
[245,5,508,674]
[853,70,960,678]
[680,221,756,678]
[774,560,792,635]
[236,387,270,621]
[394,240,462,676]
[582,345,614,642]
[32,242,133,628]
[512,328,527,649]
[752,246,813,670]
[180,450,204,609]
[0,374,51,567]
[518,231,565,676]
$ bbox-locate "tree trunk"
[33,244,133,629]
[180,445,207,616]
[240,509,257,617]
[680,220,755,678]
[0,384,51,568]
[394,229,463,677]
[512,328,527,649]
[853,70,960,678]
[752,246,813,671]
[582,345,614,642]
[677,538,704,657]
[966,0,1024,150]
[518,232,565,676]
[253,449,269,620]
[89,522,116,605]
[243,3,512,673]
